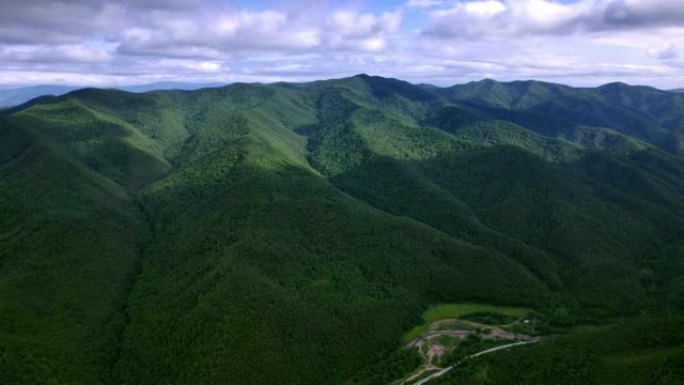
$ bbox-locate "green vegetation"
[423,304,532,323]
[349,348,422,385]
[2,75,684,385]
[459,312,519,326]
[404,303,533,343]
[431,312,684,385]
[0,119,146,384]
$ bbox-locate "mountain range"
[1,75,683,385]
[0,82,223,108]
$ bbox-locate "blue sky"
[0,0,683,88]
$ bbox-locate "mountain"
[437,79,684,154]
[670,88,684,94]
[0,85,80,107]
[115,81,224,93]
[1,75,683,385]
[0,82,223,107]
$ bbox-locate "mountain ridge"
[0,82,224,108]
[2,74,684,385]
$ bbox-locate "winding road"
[411,339,540,385]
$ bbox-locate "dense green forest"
[1,75,684,384]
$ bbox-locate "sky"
[1,0,684,88]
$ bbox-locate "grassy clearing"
[403,303,533,343]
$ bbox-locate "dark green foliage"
[348,348,422,385]
[432,312,684,385]
[0,119,145,384]
[2,75,684,385]
[441,79,684,155]
[459,312,519,326]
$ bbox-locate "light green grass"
[433,320,479,332]
[403,303,533,343]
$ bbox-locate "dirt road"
[411,340,539,385]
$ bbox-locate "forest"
[1,75,684,384]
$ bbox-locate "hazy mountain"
[0,82,224,107]
[0,85,80,107]
[115,81,224,93]
[1,75,683,385]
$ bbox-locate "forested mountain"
[1,75,683,385]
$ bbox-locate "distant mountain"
[670,88,684,93]
[0,82,224,107]
[116,81,224,93]
[0,85,79,107]
[2,75,684,385]
[436,79,684,154]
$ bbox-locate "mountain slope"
[0,119,147,384]
[439,79,684,155]
[2,75,684,385]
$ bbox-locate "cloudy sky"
[1,0,683,88]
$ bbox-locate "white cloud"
[0,0,683,89]
[115,9,401,58]
[424,0,684,39]
[324,11,402,51]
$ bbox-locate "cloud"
[0,44,112,63]
[0,1,406,86]
[601,0,684,29]
[0,0,211,45]
[424,0,684,39]
[647,43,678,60]
[0,1,125,44]
[0,0,683,89]
[324,11,402,51]
[116,9,402,57]
[116,12,317,58]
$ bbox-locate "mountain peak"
[470,78,499,86]
[599,81,631,89]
